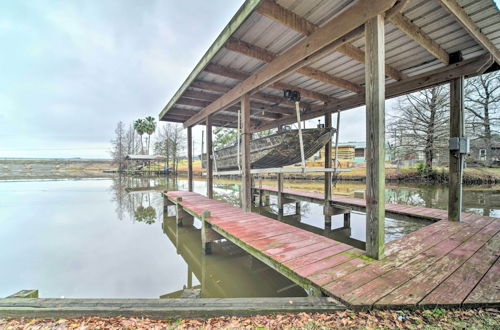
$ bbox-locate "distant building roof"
[339,141,366,149]
[125,154,167,161]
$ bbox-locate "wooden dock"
[253,185,457,222]
[165,190,499,309]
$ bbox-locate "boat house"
[158,0,499,308]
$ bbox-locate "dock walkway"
[253,185,478,222]
[165,191,499,309]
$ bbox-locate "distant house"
[468,136,500,167]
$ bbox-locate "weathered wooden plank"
[420,230,500,306]
[307,256,368,287]
[375,221,500,307]
[342,220,491,307]
[323,220,467,298]
[464,256,500,305]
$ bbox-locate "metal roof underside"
[159,0,500,130]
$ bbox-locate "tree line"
[111,117,186,172]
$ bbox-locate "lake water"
[0,176,498,299]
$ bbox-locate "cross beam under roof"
[183,0,397,128]
[253,53,495,132]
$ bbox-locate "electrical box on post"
[449,137,470,154]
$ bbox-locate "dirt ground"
[1,308,499,329]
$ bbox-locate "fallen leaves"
[0,308,498,329]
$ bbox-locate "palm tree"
[134,119,145,154]
[144,116,156,155]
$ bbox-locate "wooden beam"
[187,127,193,192]
[241,94,252,212]
[204,63,335,103]
[206,117,213,199]
[183,89,294,115]
[225,37,362,93]
[448,76,464,221]
[192,79,296,107]
[184,0,396,127]
[388,13,450,64]
[257,0,406,81]
[166,113,237,128]
[437,0,500,64]
[365,15,385,260]
[176,97,280,120]
[253,53,494,131]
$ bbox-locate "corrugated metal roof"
[159,0,500,129]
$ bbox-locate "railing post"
[241,94,252,212]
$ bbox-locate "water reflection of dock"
[161,210,307,298]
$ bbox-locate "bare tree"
[389,86,450,170]
[465,72,500,167]
[110,121,126,170]
[155,123,186,173]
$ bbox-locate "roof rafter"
[436,0,500,64]
[191,80,295,106]
[387,13,450,64]
[177,96,282,120]
[256,0,407,81]
[204,63,334,103]
[184,0,396,127]
[225,37,362,93]
[254,53,494,131]
[183,89,295,115]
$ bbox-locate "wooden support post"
[201,210,223,255]
[206,117,213,199]
[277,173,284,213]
[187,126,193,192]
[448,75,465,221]
[324,112,332,225]
[365,15,386,260]
[175,198,194,227]
[241,94,252,212]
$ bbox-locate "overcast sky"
[3,1,496,159]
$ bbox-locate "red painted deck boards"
[165,190,500,308]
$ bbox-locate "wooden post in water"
[324,112,332,227]
[365,15,385,260]
[241,94,252,212]
[206,117,213,199]
[187,126,193,192]
[448,75,465,221]
[277,173,284,214]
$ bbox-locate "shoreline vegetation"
[1,158,499,184]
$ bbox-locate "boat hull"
[204,128,334,171]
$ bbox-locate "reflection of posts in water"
[324,203,352,234]
[164,195,174,213]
